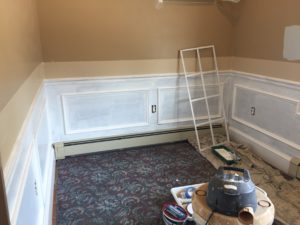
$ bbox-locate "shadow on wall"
[216,0,244,25]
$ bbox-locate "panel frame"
[232,84,300,151]
[61,89,151,134]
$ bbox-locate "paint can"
[162,203,188,225]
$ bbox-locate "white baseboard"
[229,127,292,175]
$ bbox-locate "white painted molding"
[157,115,222,125]
[61,89,150,134]
[44,70,227,84]
[10,140,34,225]
[44,68,300,89]
[4,85,44,190]
[232,84,300,115]
[230,70,300,89]
[229,127,292,174]
[231,84,300,151]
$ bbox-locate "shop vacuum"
[192,167,275,225]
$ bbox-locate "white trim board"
[44,70,228,84]
[230,70,300,89]
[3,85,44,187]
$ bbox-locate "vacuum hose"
[238,207,254,225]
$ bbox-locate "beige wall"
[233,0,300,61]
[231,57,300,82]
[0,0,43,111]
[38,0,234,62]
[43,57,232,79]
[230,0,300,82]
[0,0,43,166]
[0,66,44,168]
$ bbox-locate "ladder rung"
[186,72,201,78]
[191,94,219,103]
[196,118,224,127]
[186,70,217,78]
[206,69,217,74]
[180,45,214,52]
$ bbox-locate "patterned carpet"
[55,141,217,225]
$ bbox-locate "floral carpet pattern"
[56,141,216,225]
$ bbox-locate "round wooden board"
[192,183,275,225]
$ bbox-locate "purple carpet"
[55,141,216,225]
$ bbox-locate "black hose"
[205,210,214,225]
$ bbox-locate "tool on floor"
[180,45,230,152]
[192,167,275,225]
[211,145,241,165]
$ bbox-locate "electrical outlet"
[152,105,157,113]
[250,107,256,116]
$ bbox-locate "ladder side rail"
[196,49,216,146]
[180,50,202,151]
[212,46,230,143]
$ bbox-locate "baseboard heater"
[53,125,222,160]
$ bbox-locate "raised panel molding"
[232,84,300,151]
[157,85,222,124]
[61,89,150,134]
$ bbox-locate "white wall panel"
[232,85,300,148]
[16,144,44,225]
[5,86,55,225]
[62,89,150,134]
[158,85,221,124]
[226,72,300,173]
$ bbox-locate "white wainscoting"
[227,72,300,174]
[232,84,300,150]
[45,74,222,143]
[4,85,55,225]
[46,72,300,175]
